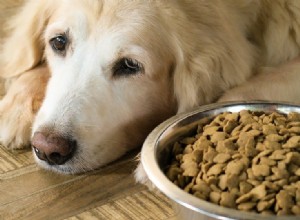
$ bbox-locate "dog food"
[165,110,300,215]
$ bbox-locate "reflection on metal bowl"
[141,101,300,220]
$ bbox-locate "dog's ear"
[173,53,222,113]
[1,0,55,79]
[173,45,256,114]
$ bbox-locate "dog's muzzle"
[32,132,76,165]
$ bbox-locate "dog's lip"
[36,158,80,174]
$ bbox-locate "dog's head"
[2,0,255,173]
[4,0,177,173]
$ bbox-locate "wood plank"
[66,190,175,220]
[0,150,176,220]
[0,146,34,174]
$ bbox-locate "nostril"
[33,146,47,161]
[48,152,69,165]
[49,152,61,161]
[32,131,76,165]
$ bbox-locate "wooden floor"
[0,1,177,220]
[0,147,176,220]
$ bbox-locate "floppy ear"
[1,0,55,79]
[173,53,217,113]
[173,42,257,114]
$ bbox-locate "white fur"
[0,0,299,176]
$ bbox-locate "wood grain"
[0,1,176,219]
[0,147,176,220]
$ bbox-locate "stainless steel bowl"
[141,101,300,220]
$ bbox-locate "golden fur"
[0,0,300,174]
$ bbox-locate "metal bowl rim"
[141,101,300,220]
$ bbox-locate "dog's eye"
[49,35,68,53]
[113,58,143,77]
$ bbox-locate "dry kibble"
[296,168,300,176]
[192,181,211,197]
[165,110,300,216]
[263,181,280,192]
[288,127,300,134]
[238,202,256,211]
[200,162,213,174]
[192,150,203,163]
[177,175,187,188]
[236,193,253,204]
[240,115,255,125]
[194,137,211,151]
[203,147,218,162]
[166,166,182,181]
[285,152,300,166]
[207,164,225,176]
[257,199,275,212]
[224,120,238,133]
[274,179,288,187]
[265,134,284,142]
[259,157,276,166]
[262,124,277,135]
[218,174,228,190]
[247,179,261,186]
[216,139,236,153]
[220,192,236,208]
[296,189,300,202]
[239,171,247,181]
[225,160,244,175]
[242,124,253,132]
[252,164,270,177]
[283,136,300,148]
[209,191,221,204]
[288,112,300,121]
[210,184,221,192]
[292,205,300,215]
[277,209,291,216]
[206,176,218,186]
[269,149,287,160]
[262,193,276,201]
[203,126,219,136]
[184,182,194,192]
[277,161,286,170]
[240,181,253,194]
[287,121,300,128]
[226,174,239,190]
[180,137,197,145]
[193,191,207,200]
[276,190,294,209]
[271,167,289,179]
[182,166,199,177]
[247,129,261,137]
[244,139,258,157]
[213,153,231,164]
[210,132,227,143]
[183,145,193,154]
[263,140,281,150]
[225,112,239,121]
[250,184,267,200]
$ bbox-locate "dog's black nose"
[32,132,76,165]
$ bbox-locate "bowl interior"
[142,101,300,220]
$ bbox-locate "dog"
[0,0,300,175]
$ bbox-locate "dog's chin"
[32,150,98,174]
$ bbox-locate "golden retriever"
[1,0,300,174]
